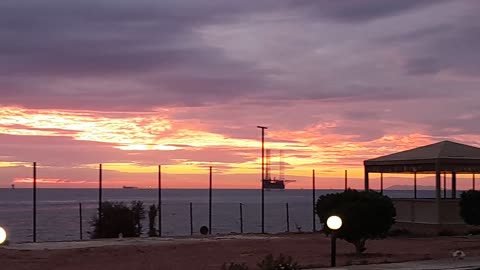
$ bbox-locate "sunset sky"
[1,1,480,189]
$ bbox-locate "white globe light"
[0,226,6,245]
[326,216,342,230]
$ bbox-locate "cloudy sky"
[1,0,480,189]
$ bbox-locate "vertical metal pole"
[286,202,290,233]
[331,234,337,267]
[261,128,265,234]
[33,162,37,243]
[158,165,162,237]
[344,170,348,191]
[312,169,316,232]
[414,172,417,199]
[239,203,243,234]
[209,166,212,234]
[257,126,267,234]
[380,173,383,195]
[189,202,193,236]
[443,172,446,199]
[98,163,103,237]
[79,203,83,240]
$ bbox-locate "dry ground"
[1,234,480,270]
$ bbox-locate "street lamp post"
[326,215,343,267]
[257,125,267,234]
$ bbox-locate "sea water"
[0,188,441,243]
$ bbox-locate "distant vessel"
[262,150,295,190]
[263,179,285,189]
[122,186,138,189]
[11,184,15,190]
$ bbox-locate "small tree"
[316,189,396,254]
[90,201,145,239]
[460,190,480,225]
[148,204,158,237]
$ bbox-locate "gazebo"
[364,140,480,225]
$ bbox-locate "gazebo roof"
[366,140,480,163]
[364,141,480,173]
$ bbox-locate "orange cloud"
[2,106,478,189]
[13,177,87,184]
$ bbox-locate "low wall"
[392,198,464,224]
[391,198,476,235]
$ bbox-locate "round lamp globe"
[326,216,342,230]
[0,226,6,245]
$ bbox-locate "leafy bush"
[90,201,145,239]
[316,189,396,254]
[257,254,299,270]
[221,262,249,270]
[460,190,480,225]
[148,204,158,237]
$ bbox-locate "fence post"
[158,165,162,237]
[190,202,193,236]
[98,163,103,237]
[209,166,212,234]
[33,162,37,243]
[79,203,83,240]
[286,203,290,233]
[239,203,243,234]
[312,169,316,232]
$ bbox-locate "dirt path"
[1,234,480,270]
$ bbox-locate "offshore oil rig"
[262,150,295,190]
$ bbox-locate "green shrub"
[90,201,145,239]
[257,254,299,270]
[460,190,480,225]
[221,262,249,270]
[316,189,396,254]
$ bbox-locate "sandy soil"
[1,234,480,270]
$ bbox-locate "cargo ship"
[122,186,138,189]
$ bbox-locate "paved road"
[311,257,480,270]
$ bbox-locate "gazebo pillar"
[364,168,369,191]
[474,174,476,191]
[435,164,441,224]
[413,172,417,199]
[451,172,457,199]
[380,173,383,194]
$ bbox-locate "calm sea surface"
[0,188,447,243]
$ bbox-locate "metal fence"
[0,200,321,243]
